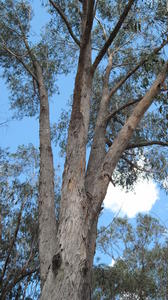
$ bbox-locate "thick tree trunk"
[41,96,97,298]
[41,192,98,300]
[40,31,97,298]
[35,62,57,287]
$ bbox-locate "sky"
[104,179,159,219]
[1,0,168,267]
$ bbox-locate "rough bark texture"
[40,47,96,300]
[41,2,96,298]
[41,39,95,300]
[35,62,57,288]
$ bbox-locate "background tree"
[0,145,39,299]
[93,214,168,300]
[0,144,61,299]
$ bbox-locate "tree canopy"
[93,214,168,299]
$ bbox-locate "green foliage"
[94,214,168,299]
[1,0,168,190]
[48,0,81,39]
[0,0,77,118]
[0,145,39,299]
[51,109,70,157]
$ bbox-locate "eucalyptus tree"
[0,143,61,299]
[40,1,168,299]
[94,214,168,300]
[0,145,39,299]
[1,0,168,299]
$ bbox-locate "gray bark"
[35,62,57,287]
[41,2,95,297]
[40,38,96,298]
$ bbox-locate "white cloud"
[104,179,159,218]
[109,258,115,267]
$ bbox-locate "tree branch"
[0,201,25,285]
[107,39,168,101]
[1,235,38,299]
[91,61,168,213]
[95,16,111,57]
[85,53,113,188]
[106,97,142,122]
[1,268,38,300]
[102,62,168,176]
[93,0,99,17]
[91,0,135,73]
[0,40,37,81]
[80,0,95,48]
[49,0,80,46]
[113,115,125,127]
[127,140,168,150]
[14,10,37,65]
[0,120,9,127]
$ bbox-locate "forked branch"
[102,62,168,178]
[91,62,168,213]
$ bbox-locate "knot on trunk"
[80,258,89,276]
[52,253,62,276]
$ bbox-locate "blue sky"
[1,0,168,267]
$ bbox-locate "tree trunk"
[41,192,98,300]
[40,27,97,298]
[35,62,57,288]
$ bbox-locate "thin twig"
[49,0,80,46]
[0,38,37,81]
[0,200,25,285]
[107,39,168,101]
[127,140,168,150]
[106,97,142,123]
